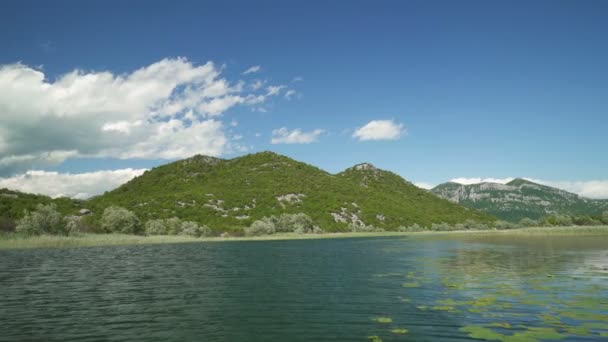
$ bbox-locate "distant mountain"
[86,152,493,232]
[431,178,608,222]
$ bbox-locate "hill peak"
[352,162,378,171]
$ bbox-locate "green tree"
[100,206,141,234]
[15,204,65,235]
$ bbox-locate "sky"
[0,0,607,199]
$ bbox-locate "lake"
[1,234,607,341]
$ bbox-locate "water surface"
[1,234,607,341]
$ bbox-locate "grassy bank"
[1,226,607,250]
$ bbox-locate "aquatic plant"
[391,328,408,334]
[372,317,392,324]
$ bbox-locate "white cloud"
[250,79,265,90]
[266,85,286,96]
[0,169,146,199]
[352,120,405,141]
[414,182,435,190]
[449,177,608,199]
[0,58,284,175]
[450,177,515,185]
[270,127,324,144]
[292,76,303,82]
[284,89,297,100]
[243,65,261,75]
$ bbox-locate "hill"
[431,178,608,222]
[86,152,493,232]
[0,188,83,231]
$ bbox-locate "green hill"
[0,188,83,231]
[431,178,608,222]
[87,152,493,232]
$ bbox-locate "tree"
[602,211,608,225]
[245,218,276,236]
[144,219,167,235]
[519,218,538,227]
[179,221,212,237]
[100,206,140,234]
[15,204,65,235]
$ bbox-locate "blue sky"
[1,0,607,198]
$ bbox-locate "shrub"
[64,216,85,235]
[275,213,315,233]
[16,204,65,235]
[398,223,424,232]
[100,206,141,234]
[430,222,452,231]
[0,216,16,233]
[519,218,538,227]
[543,215,573,226]
[494,220,516,230]
[179,221,212,237]
[165,217,183,234]
[144,219,168,235]
[244,218,276,236]
[349,223,384,233]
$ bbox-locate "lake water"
[1,234,607,341]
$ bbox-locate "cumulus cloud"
[270,127,324,144]
[450,177,608,199]
[243,65,261,74]
[0,58,284,175]
[0,169,146,199]
[352,120,405,141]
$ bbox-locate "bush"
[244,218,276,236]
[519,218,538,227]
[494,220,516,230]
[15,204,65,235]
[0,216,16,233]
[275,213,315,233]
[179,221,212,237]
[144,219,168,235]
[100,206,141,234]
[430,222,452,231]
[602,211,608,225]
[349,223,384,233]
[64,216,86,235]
[543,215,573,227]
[398,223,424,232]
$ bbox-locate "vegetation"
[2,152,608,240]
[86,152,494,232]
[244,213,322,236]
[100,206,141,234]
[15,204,66,235]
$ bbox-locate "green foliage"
[398,223,424,232]
[16,204,66,235]
[244,213,321,236]
[100,206,141,234]
[245,217,276,236]
[519,218,538,227]
[1,188,82,232]
[179,221,212,237]
[87,152,495,232]
[349,223,384,233]
[603,211,608,224]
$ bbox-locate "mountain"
[87,152,493,232]
[431,178,608,222]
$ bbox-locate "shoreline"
[1,225,607,250]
